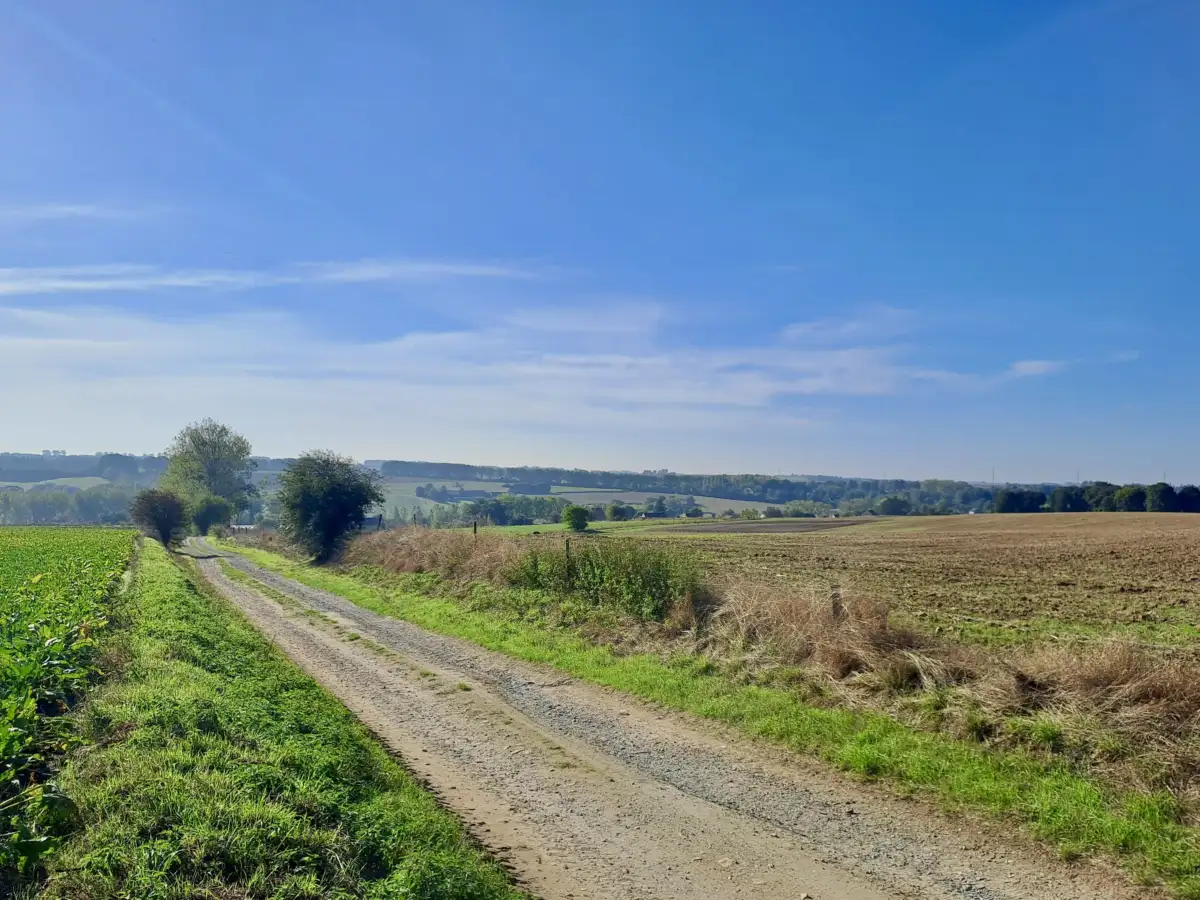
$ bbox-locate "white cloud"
[1005,359,1065,378]
[0,259,543,296]
[781,304,915,345]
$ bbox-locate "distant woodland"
[0,452,1196,525]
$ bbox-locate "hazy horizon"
[2,442,1182,488]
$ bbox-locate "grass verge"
[225,542,1200,898]
[32,540,523,900]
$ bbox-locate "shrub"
[278,451,385,562]
[876,496,912,516]
[508,538,701,620]
[190,493,234,536]
[561,505,590,532]
[130,489,186,547]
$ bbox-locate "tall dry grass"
[345,528,525,582]
[713,576,1200,809]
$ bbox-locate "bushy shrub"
[507,538,700,620]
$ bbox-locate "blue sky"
[1,0,1196,482]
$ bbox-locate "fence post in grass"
[564,537,573,592]
[473,519,478,540]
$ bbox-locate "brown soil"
[661,518,870,534]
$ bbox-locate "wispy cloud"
[781,304,915,345]
[0,303,1085,469]
[1005,359,1066,378]
[503,302,665,336]
[0,259,544,296]
[0,203,157,225]
[1107,350,1140,364]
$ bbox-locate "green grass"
[34,541,523,900]
[225,543,1200,898]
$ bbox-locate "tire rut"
[187,540,1150,900]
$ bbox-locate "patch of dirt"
[187,539,1152,900]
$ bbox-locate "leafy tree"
[876,496,913,516]
[762,506,784,518]
[191,493,234,535]
[721,509,737,518]
[605,502,632,521]
[648,496,668,516]
[161,419,257,511]
[1049,486,1090,513]
[993,489,1045,513]
[277,451,385,562]
[561,504,590,532]
[739,508,761,520]
[130,489,186,547]
[685,506,704,518]
[1113,484,1147,512]
[1177,485,1200,513]
[1084,482,1119,512]
[1145,482,1178,513]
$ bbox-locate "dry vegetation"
[675,513,1200,647]
[330,515,1200,824]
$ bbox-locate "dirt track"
[186,539,1146,900]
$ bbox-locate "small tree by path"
[278,451,385,562]
[130,489,187,548]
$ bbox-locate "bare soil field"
[664,518,868,534]
[661,513,1200,646]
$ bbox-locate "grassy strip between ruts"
[224,543,1200,899]
[31,540,524,900]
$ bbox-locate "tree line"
[0,485,136,525]
[377,460,1011,513]
[994,482,1200,514]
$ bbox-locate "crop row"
[0,527,135,879]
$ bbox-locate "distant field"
[552,490,770,514]
[650,513,1200,648]
[0,476,111,491]
[376,477,511,514]
[371,479,771,517]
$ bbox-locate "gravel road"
[187,539,1148,900]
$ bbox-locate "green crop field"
[0,527,136,875]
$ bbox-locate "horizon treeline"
[2,452,1198,524]
[993,482,1200,514]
